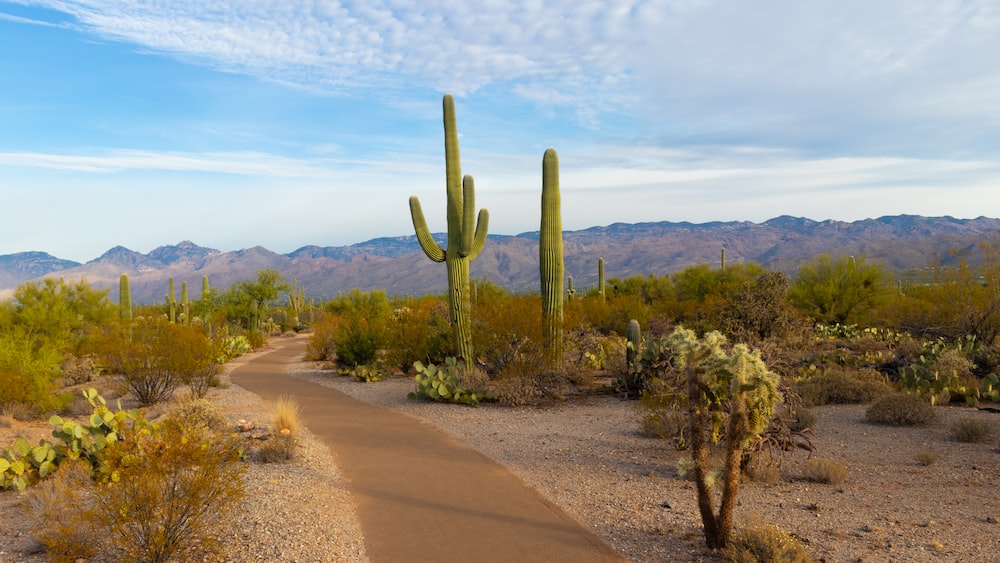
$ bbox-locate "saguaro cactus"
[409,94,490,362]
[119,273,132,341]
[180,281,190,325]
[166,277,176,323]
[598,257,606,301]
[540,148,564,365]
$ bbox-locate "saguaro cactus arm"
[409,196,447,263]
[462,176,490,259]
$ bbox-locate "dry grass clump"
[253,433,298,463]
[865,393,936,426]
[720,522,812,562]
[796,367,892,406]
[785,406,816,432]
[802,457,849,485]
[950,417,994,444]
[271,396,301,434]
[915,450,938,466]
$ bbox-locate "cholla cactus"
[666,327,781,549]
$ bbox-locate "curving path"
[231,336,625,563]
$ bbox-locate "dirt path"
[231,336,624,563]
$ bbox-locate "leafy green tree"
[788,255,886,325]
[1,278,115,354]
[220,269,289,331]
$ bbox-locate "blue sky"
[1,1,999,262]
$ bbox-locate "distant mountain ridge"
[2,215,999,304]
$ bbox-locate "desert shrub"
[788,254,887,325]
[640,405,689,446]
[168,397,228,433]
[720,271,804,343]
[802,457,848,485]
[26,458,102,562]
[305,312,339,361]
[785,406,816,432]
[334,314,384,367]
[0,326,68,416]
[950,417,994,443]
[60,353,98,385]
[383,297,452,371]
[865,394,936,426]
[915,450,938,466]
[99,318,217,405]
[472,291,543,376]
[93,410,244,563]
[720,522,812,563]
[252,433,297,463]
[796,367,893,406]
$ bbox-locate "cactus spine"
[540,148,564,365]
[119,273,132,341]
[409,94,489,362]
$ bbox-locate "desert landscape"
[3,336,998,562]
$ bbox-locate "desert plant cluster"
[3,95,1000,559]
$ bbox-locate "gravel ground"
[3,342,1000,562]
[289,359,1000,563]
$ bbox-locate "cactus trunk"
[166,277,176,323]
[408,94,489,362]
[119,273,132,342]
[598,257,606,301]
[540,148,564,365]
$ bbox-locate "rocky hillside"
[1,215,999,304]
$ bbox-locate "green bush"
[865,394,936,426]
[0,326,69,416]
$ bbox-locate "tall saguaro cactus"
[166,277,176,323]
[119,273,132,341]
[598,257,606,301]
[540,148,564,365]
[409,94,490,362]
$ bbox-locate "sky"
[1,1,999,263]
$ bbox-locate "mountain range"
[2,214,999,304]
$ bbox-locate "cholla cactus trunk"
[409,94,489,362]
[166,277,176,323]
[540,148,564,365]
[119,273,132,342]
[598,257,606,301]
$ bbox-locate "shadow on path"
[231,336,625,563]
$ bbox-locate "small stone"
[986,516,998,524]
[660,501,672,509]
